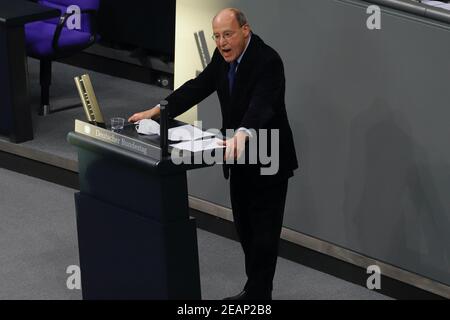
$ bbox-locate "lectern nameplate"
[75,119,160,158]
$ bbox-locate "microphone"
[159,100,169,157]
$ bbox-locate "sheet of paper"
[136,122,216,141]
[168,124,216,141]
[170,138,225,152]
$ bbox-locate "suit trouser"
[229,169,289,294]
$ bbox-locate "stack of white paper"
[170,138,225,152]
[168,124,216,141]
[135,120,224,152]
[169,124,225,152]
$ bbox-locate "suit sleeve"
[165,50,220,118]
[240,56,285,129]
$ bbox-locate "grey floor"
[0,58,391,300]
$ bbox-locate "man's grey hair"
[231,8,248,27]
[214,8,248,27]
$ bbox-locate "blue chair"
[25,0,100,115]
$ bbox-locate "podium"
[67,120,215,299]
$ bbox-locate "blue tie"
[228,61,238,94]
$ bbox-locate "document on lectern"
[170,138,225,152]
[169,124,216,141]
[136,120,216,141]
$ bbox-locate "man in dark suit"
[129,8,298,300]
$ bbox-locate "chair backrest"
[38,0,100,33]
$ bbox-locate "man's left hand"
[218,131,249,161]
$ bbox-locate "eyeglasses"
[212,31,237,42]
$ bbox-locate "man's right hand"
[128,105,161,123]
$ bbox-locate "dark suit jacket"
[165,34,298,183]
